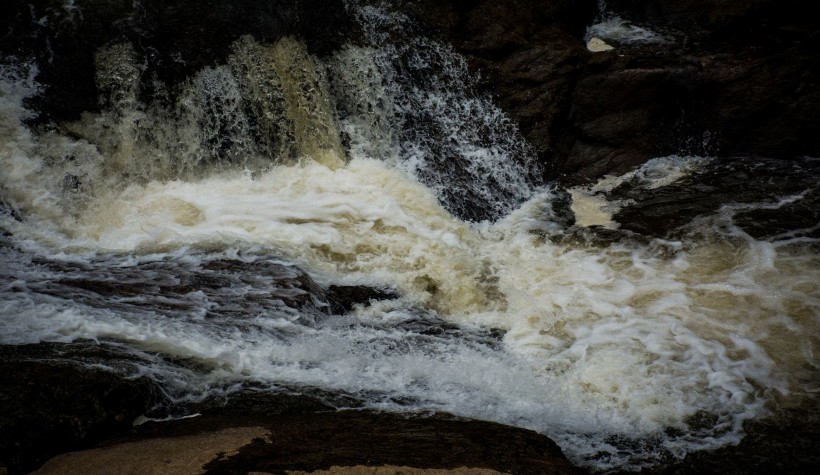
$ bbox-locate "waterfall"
[1,2,818,473]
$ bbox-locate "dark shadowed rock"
[0,342,166,474]
[389,0,820,182]
[6,0,815,185]
[700,41,820,160]
[2,353,580,475]
[610,156,820,237]
[639,406,820,475]
[560,51,712,181]
[326,285,399,314]
[95,392,581,475]
[567,0,820,179]
[201,412,580,474]
[604,0,816,43]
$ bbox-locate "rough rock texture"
[562,51,712,181]
[0,342,167,474]
[602,0,820,162]
[610,156,820,237]
[200,412,578,474]
[3,377,580,475]
[395,0,820,182]
[643,406,820,475]
[4,0,815,183]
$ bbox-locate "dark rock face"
[127,392,581,475]
[0,342,166,474]
[201,412,580,474]
[0,345,579,475]
[4,0,814,184]
[600,0,820,162]
[611,156,820,237]
[644,406,820,475]
[605,0,816,41]
[394,0,820,182]
[0,0,354,123]
[562,53,713,180]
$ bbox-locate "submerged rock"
[326,285,399,314]
[642,406,820,475]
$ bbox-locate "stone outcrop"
[0,342,166,474]
[394,0,820,182]
[609,156,820,237]
[0,350,580,475]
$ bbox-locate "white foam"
[5,155,816,470]
[586,17,672,46]
[1,33,818,472]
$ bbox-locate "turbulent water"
[1,4,818,473]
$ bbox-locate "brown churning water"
[1,8,817,472]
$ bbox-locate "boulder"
[81,392,581,475]
[610,156,820,237]
[393,0,820,182]
[0,342,166,474]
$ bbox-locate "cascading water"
[585,0,671,48]
[1,2,818,473]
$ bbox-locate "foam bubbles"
[5,155,816,470]
[1,22,818,474]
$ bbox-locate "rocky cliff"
[394,0,819,181]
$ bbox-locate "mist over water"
[1,4,818,472]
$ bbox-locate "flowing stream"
[1,4,818,472]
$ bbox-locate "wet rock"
[0,342,166,475]
[125,394,581,475]
[19,253,333,324]
[392,0,820,182]
[610,156,820,237]
[326,285,399,314]
[641,406,820,475]
[603,0,816,43]
[202,412,579,474]
[561,53,712,181]
[15,244,400,320]
[0,203,22,237]
[565,0,820,178]
[700,42,820,160]
[3,361,579,475]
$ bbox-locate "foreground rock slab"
[33,427,271,475]
[31,406,580,475]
